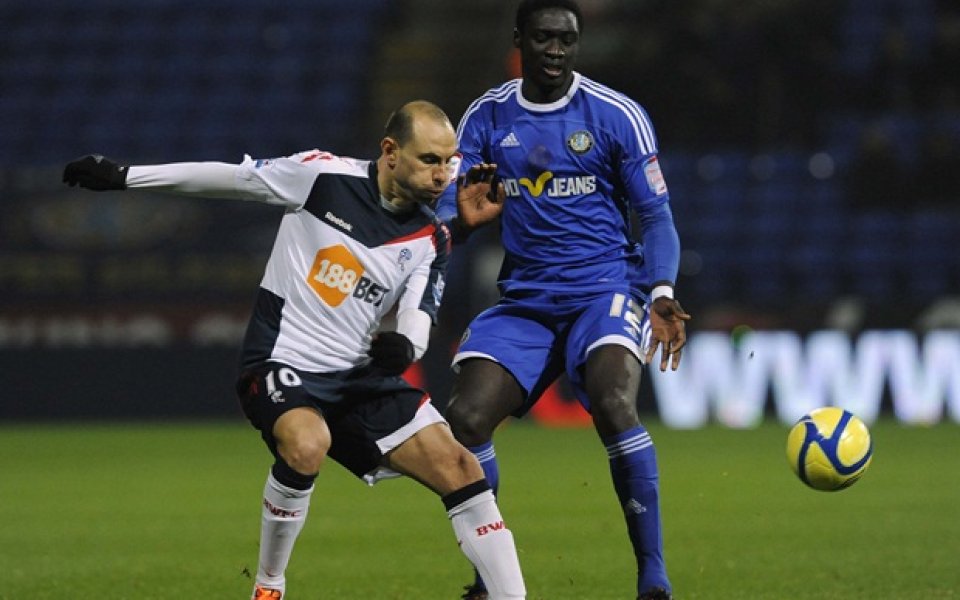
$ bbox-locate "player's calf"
[444,480,526,600]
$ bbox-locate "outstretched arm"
[63,154,247,199]
[637,207,691,372]
[624,161,691,371]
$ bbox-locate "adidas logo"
[625,498,647,515]
[500,132,520,147]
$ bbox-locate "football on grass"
[786,407,873,491]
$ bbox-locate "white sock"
[256,471,313,593]
[448,489,526,600]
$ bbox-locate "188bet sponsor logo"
[307,245,389,307]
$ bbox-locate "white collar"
[516,72,581,112]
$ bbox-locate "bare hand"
[456,163,505,231]
[644,297,692,372]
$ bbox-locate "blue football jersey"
[438,72,679,295]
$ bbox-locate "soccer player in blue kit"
[436,2,690,599]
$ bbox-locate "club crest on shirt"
[567,130,594,154]
[397,248,413,272]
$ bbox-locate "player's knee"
[457,446,486,481]
[414,436,484,488]
[590,394,640,436]
[446,402,494,445]
[277,434,328,475]
[438,444,486,489]
[271,407,329,474]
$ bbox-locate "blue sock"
[467,441,499,591]
[469,441,500,494]
[604,426,671,594]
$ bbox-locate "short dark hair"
[384,107,415,146]
[515,0,583,34]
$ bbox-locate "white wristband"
[651,285,674,301]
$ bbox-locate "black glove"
[367,332,415,376]
[62,154,129,190]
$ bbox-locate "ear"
[513,28,521,48]
[381,137,399,168]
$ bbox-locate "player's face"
[515,8,580,102]
[392,118,459,206]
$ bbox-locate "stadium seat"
[903,210,958,295]
[0,1,389,165]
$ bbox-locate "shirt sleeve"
[126,161,248,198]
[394,225,447,359]
[396,308,432,361]
[614,103,681,287]
[234,151,330,209]
[396,221,448,320]
[125,150,323,209]
[635,200,680,287]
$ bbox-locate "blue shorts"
[452,287,652,414]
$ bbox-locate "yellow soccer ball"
[786,407,873,491]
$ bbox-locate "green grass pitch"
[1,419,958,599]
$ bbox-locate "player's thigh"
[583,344,643,436]
[325,381,442,483]
[386,422,484,496]
[565,291,646,424]
[446,358,526,436]
[449,300,563,431]
[237,362,331,470]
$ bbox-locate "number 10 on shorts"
[265,367,303,404]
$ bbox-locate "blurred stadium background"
[1,0,958,426]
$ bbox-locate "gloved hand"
[367,332,415,376]
[62,154,129,190]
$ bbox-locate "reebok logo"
[475,521,506,536]
[499,132,521,147]
[324,211,353,232]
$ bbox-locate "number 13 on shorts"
[609,292,652,354]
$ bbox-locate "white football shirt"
[127,150,449,373]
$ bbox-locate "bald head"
[383,100,454,146]
[378,100,459,208]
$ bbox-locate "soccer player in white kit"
[63,100,526,600]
